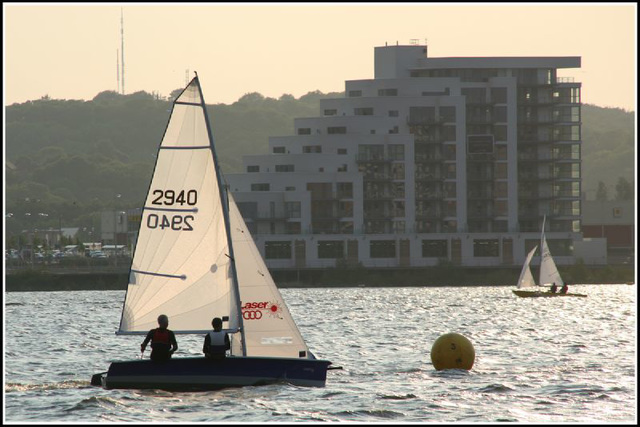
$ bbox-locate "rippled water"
[4,285,637,423]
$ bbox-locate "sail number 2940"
[147,189,198,232]
[151,189,198,206]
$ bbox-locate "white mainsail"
[539,235,564,288]
[118,77,241,335]
[517,245,538,289]
[228,196,311,358]
[538,216,563,288]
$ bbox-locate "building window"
[303,145,322,153]
[392,201,405,217]
[328,126,347,134]
[340,221,354,234]
[444,144,456,160]
[391,163,405,180]
[378,88,398,97]
[285,186,295,191]
[440,106,456,122]
[247,165,259,173]
[370,240,396,258]
[337,182,353,199]
[337,164,348,172]
[392,182,405,198]
[251,183,270,192]
[388,144,405,161]
[275,164,295,172]
[237,202,257,219]
[491,87,507,104]
[422,240,448,258]
[348,90,362,97]
[354,107,374,116]
[324,109,337,116]
[285,222,301,235]
[494,181,507,198]
[388,110,399,117]
[409,106,435,124]
[338,201,353,217]
[474,239,499,257]
[338,148,347,155]
[494,106,507,122]
[494,200,508,216]
[298,128,311,135]
[442,125,456,141]
[285,202,301,218]
[265,241,292,259]
[318,241,345,259]
[613,207,622,218]
[273,146,285,154]
[393,220,405,233]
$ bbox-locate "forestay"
[118,78,240,335]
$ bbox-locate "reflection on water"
[5,285,636,422]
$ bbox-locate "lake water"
[4,285,637,423]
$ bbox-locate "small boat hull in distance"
[98,356,332,391]
[512,290,587,298]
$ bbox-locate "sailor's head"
[212,317,223,330]
[157,314,169,328]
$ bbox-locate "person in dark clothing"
[141,314,178,362]
[203,317,230,360]
[550,282,558,293]
[560,283,569,294]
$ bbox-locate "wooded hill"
[5,90,635,239]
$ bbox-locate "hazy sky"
[4,3,637,110]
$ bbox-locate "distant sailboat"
[512,216,586,298]
[91,74,332,390]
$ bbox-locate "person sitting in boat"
[550,283,558,293]
[141,314,178,362]
[560,283,569,294]
[203,317,230,360]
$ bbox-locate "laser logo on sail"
[241,301,283,320]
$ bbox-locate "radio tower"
[117,49,120,93]
[120,8,125,94]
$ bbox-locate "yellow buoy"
[430,333,475,371]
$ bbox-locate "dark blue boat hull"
[100,356,331,390]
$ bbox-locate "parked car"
[90,251,107,259]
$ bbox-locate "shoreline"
[4,265,635,292]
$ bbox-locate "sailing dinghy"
[512,217,586,298]
[91,75,332,390]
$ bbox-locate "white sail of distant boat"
[538,215,564,288]
[516,245,538,289]
[94,74,331,391]
[512,215,585,298]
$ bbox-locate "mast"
[193,73,247,356]
[121,8,125,95]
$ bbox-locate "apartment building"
[227,43,601,269]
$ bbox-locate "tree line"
[5,90,635,243]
